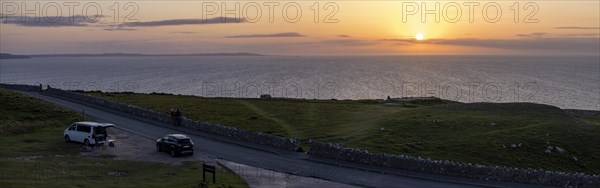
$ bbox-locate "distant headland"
[0,52,266,59]
[0,53,32,59]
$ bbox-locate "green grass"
[0,89,85,135]
[87,91,600,174]
[0,157,247,188]
[0,89,248,188]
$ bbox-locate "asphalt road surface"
[22,91,548,188]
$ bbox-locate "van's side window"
[77,125,91,133]
[69,124,76,131]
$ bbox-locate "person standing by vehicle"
[170,108,176,125]
[174,108,182,126]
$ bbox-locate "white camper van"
[64,121,115,146]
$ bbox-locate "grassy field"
[87,92,600,174]
[0,89,248,188]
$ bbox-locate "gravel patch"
[78,128,360,187]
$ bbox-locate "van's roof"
[76,121,115,128]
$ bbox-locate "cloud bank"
[120,17,246,27]
[554,26,599,30]
[225,32,306,38]
[0,15,103,27]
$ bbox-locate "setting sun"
[416,33,424,40]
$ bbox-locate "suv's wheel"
[170,150,177,157]
[84,139,90,146]
[64,135,71,143]
[156,145,162,152]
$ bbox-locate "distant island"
[0,53,31,59]
[31,52,266,58]
[0,52,265,59]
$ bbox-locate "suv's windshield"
[177,139,192,144]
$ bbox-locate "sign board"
[202,164,216,183]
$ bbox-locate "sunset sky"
[1,1,599,55]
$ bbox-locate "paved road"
[23,91,548,188]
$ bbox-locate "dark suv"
[156,134,194,157]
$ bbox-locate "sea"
[1,55,598,110]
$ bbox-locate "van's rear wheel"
[64,135,70,143]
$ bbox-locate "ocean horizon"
[1,55,598,110]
